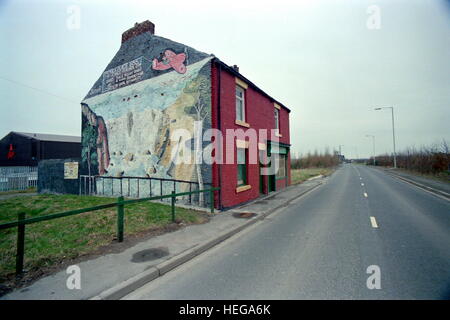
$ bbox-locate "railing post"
[117,196,124,242]
[189,183,192,204]
[210,189,214,214]
[171,191,175,222]
[16,212,26,275]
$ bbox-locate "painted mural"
[152,49,187,74]
[81,46,212,199]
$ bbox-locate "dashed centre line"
[364,192,368,198]
[361,183,364,186]
[370,216,378,228]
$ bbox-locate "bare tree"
[185,74,210,206]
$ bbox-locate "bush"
[292,148,340,169]
[371,139,450,175]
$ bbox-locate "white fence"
[0,166,38,192]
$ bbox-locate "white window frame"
[236,85,246,122]
[274,108,280,131]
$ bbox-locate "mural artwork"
[81,46,212,199]
[81,104,110,176]
[102,57,144,93]
[152,49,187,74]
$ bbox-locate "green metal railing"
[0,187,219,275]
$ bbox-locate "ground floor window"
[276,154,287,179]
[237,147,247,186]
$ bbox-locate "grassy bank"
[0,194,207,282]
[291,168,334,185]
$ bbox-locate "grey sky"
[0,0,449,159]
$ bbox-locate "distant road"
[125,164,450,299]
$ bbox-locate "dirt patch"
[131,247,169,263]
[232,212,257,219]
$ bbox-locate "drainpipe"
[217,61,223,210]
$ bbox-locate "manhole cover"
[131,247,169,263]
[232,212,256,219]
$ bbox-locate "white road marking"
[364,192,368,197]
[361,183,364,186]
[360,177,362,180]
[370,217,378,228]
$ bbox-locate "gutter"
[217,62,223,210]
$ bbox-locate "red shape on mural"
[7,144,15,160]
[152,50,187,74]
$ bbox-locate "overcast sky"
[0,0,449,159]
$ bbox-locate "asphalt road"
[125,164,450,299]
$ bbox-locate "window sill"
[275,132,283,137]
[235,120,250,128]
[236,185,251,193]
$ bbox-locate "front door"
[268,174,276,192]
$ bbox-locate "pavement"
[1,175,324,300]
[123,164,450,300]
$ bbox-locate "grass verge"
[0,193,208,286]
[291,167,334,185]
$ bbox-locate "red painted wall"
[211,62,291,209]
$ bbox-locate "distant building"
[0,132,81,167]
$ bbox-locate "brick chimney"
[122,20,155,43]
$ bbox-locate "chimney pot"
[122,20,155,43]
[232,65,239,72]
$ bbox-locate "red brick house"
[210,61,291,209]
[81,21,291,210]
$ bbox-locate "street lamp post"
[374,107,397,168]
[365,135,376,165]
[338,145,344,162]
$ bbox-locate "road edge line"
[384,171,450,201]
